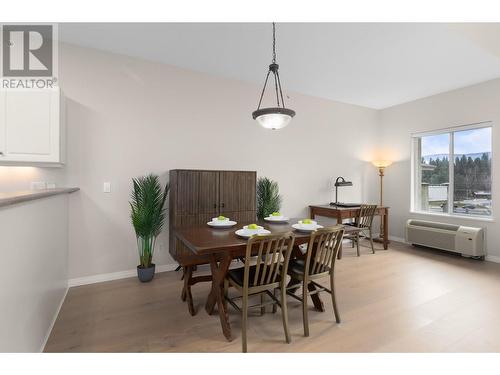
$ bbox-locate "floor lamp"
[372,160,392,239]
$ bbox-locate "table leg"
[383,210,389,250]
[205,254,233,341]
[337,213,343,259]
[307,282,325,312]
[182,266,195,316]
[287,276,325,312]
[310,207,315,220]
[287,276,301,294]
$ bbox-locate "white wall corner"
[40,285,69,353]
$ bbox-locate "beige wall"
[379,78,500,259]
[0,195,69,352]
[57,44,380,280]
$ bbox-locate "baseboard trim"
[40,285,69,352]
[68,264,178,287]
[388,235,407,243]
[486,255,500,263]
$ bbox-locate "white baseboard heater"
[405,219,485,259]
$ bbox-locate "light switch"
[103,182,111,193]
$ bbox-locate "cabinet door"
[175,170,200,215]
[198,171,219,214]
[175,170,220,216]
[219,171,256,213]
[0,90,5,158]
[0,88,61,163]
[221,210,257,224]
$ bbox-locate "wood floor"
[45,241,500,352]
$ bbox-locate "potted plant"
[257,177,282,220]
[129,174,169,282]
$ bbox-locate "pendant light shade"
[252,23,295,130]
[253,107,295,130]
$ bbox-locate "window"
[412,123,492,217]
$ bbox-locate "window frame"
[411,121,493,221]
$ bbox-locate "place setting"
[235,223,271,238]
[263,211,290,223]
[291,218,324,232]
[207,215,237,228]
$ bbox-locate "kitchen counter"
[0,188,79,208]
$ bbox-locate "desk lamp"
[331,177,353,205]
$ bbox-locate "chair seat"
[228,266,251,287]
[287,258,330,278]
[344,222,368,230]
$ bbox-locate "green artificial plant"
[129,174,169,268]
[257,177,282,220]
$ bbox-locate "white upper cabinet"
[0,87,64,165]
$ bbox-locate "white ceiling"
[59,23,500,109]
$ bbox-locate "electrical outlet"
[31,181,47,190]
[103,182,111,193]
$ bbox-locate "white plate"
[264,216,290,223]
[207,220,237,228]
[292,223,324,232]
[235,228,271,238]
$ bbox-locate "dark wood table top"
[310,204,389,210]
[174,218,357,256]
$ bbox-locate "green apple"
[271,212,281,216]
[248,223,258,229]
[217,215,226,220]
[302,219,312,224]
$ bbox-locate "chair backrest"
[244,232,295,288]
[304,226,344,277]
[357,204,378,228]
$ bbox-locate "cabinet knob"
[221,203,225,208]
[213,203,217,208]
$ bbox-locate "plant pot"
[137,263,155,282]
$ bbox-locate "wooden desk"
[175,218,357,341]
[309,205,390,254]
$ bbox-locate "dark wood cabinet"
[219,171,256,213]
[169,169,256,266]
[175,170,199,215]
[199,171,219,214]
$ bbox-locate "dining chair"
[224,231,295,353]
[285,226,344,337]
[344,204,378,256]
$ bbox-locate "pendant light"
[252,22,295,130]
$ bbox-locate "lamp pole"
[372,160,392,242]
[378,166,385,238]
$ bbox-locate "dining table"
[174,218,358,341]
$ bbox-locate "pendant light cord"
[256,22,286,110]
[272,22,276,64]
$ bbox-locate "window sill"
[409,210,495,223]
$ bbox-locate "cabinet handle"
[0,151,3,156]
[221,203,225,208]
[213,203,217,209]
